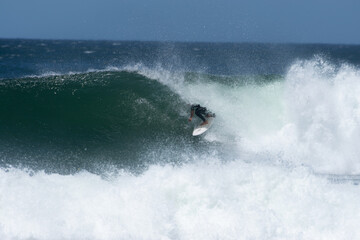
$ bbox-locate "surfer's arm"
[188,110,194,121]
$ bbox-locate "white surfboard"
[192,117,214,136]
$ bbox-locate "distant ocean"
[1,39,360,239]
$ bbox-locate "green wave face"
[0,71,191,172]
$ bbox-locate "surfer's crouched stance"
[188,104,215,126]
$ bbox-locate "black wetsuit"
[191,104,207,122]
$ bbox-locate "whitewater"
[1,40,360,239]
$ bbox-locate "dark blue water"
[2,39,360,79]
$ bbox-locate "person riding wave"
[188,104,215,126]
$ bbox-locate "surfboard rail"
[192,117,214,136]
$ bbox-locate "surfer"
[188,104,215,126]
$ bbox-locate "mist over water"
[126,56,360,175]
[1,39,360,239]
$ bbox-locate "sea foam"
[1,160,360,240]
[133,57,360,175]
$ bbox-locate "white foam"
[282,58,360,173]
[239,58,360,174]
[128,58,360,174]
[1,161,360,240]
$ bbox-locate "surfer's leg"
[195,109,206,122]
[200,120,209,126]
[196,109,209,125]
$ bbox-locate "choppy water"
[1,39,360,239]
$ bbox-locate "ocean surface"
[1,39,360,239]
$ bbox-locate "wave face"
[1,39,360,239]
[0,70,191,172]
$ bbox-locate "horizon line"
[1,37,360,47]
